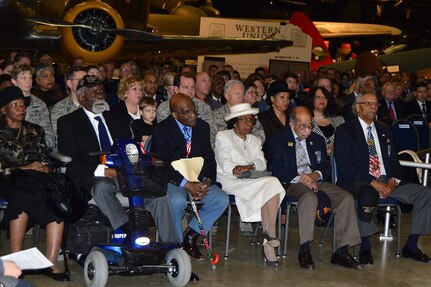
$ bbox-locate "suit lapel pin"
[288,142,293,147]
[310,141,313,146]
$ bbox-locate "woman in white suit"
[214,103,285,267]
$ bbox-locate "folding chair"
[407,114,430,150]
[391,119,420,152]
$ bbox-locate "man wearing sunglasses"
[266,106,362,270]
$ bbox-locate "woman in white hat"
[214,103,285,267]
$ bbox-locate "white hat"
[224,103,259,121]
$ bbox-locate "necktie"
[95,116,111,152]
[422,103,427,118]
[183,126,192,158]
[295,137,312,175]
[388,102,396,121]
[367,126,381,178]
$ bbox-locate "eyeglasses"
[237,116,256,124]
[294,122,313,130]
[176,109,197,117]
[357,101,380,108]
[40,73,54,79]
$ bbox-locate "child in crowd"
[139,97,157,150]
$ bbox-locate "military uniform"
[25,95,53,149]
[210,104,265,149]
[50,96,80,146]
[157,97,213,126]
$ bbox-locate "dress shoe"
[331,253,364,270]
[42,270,71,282]
[262,231,280,248]
[359,250,374,265]
[190,272,200,281]
[298,252,315,269]
[262,245,280,267]
[182,229,205,260]
[402,246,431,263]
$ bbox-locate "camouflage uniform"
[50,96,80,146]
[25,95,53,149]
[157,97,214,127]
[211,104,265,149]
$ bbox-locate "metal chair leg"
[282,204,292,257]
[224,204,232,259]
[396,205,402,257]
[319,213,334,245]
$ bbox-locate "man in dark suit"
[377,82,405,125]
[151,93,229,260]
[266,106,362,270]
[404,82,431,122]
[57,75,178,243]
[334,92,431,265]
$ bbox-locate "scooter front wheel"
[84,250,109,287]
[166,249,192,287]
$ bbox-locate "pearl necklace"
[233,129,247,149]
[314,114,326,120]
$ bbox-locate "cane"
[187,193,220,269]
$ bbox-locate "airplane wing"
[313,22,402,38]
[122,36,292,58]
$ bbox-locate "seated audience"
[57,75,178,244]
[215,103,285,266]
[11,63,54,149]
[266,106,362,270]
[139,97,157,147]
[404,82,431,122]
[377,82,405,125]
[152,93,229,260]
[0,86,68,281]
[335,92,431,265]
[31,64,65,108]
[308,86,345,156]
[258,79,291,140]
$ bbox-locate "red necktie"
[388,102,396,121]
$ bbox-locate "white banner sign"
[197,17,312,77]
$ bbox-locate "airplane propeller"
[26,17,163,42]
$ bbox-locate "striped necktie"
[183,126,192,158]
[367,126,381,178]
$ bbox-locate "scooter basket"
[116,155,168,198]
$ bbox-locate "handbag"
[11,170,87,222]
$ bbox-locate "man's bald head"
[170,93,197,127]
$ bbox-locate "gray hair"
[352,92,377,116]
[224,80,244,94]
[358,75,377,91]
[35,64,54,79]
[289,106,311,123]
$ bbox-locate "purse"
[11,170,87,222]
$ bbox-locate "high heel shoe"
[262,231,280,248]
[262,245,280,267]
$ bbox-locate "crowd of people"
[1,50,431,285]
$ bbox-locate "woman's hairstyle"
[163,72,177,86]
[11,63,33,80]
[117,76,143,101]
[308,86,337,117]
[226,118,236,130]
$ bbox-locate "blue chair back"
[407,114,430,150]
[391,119,420,152]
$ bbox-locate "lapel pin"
[288,142,293,147]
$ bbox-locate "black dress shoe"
[402,246,431,263]
[331,253,364,270]
[359,250,374,265]
[190,272,200,281]
[42,271,70,282]
[182,229,205,260]
[298,252,315,269]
